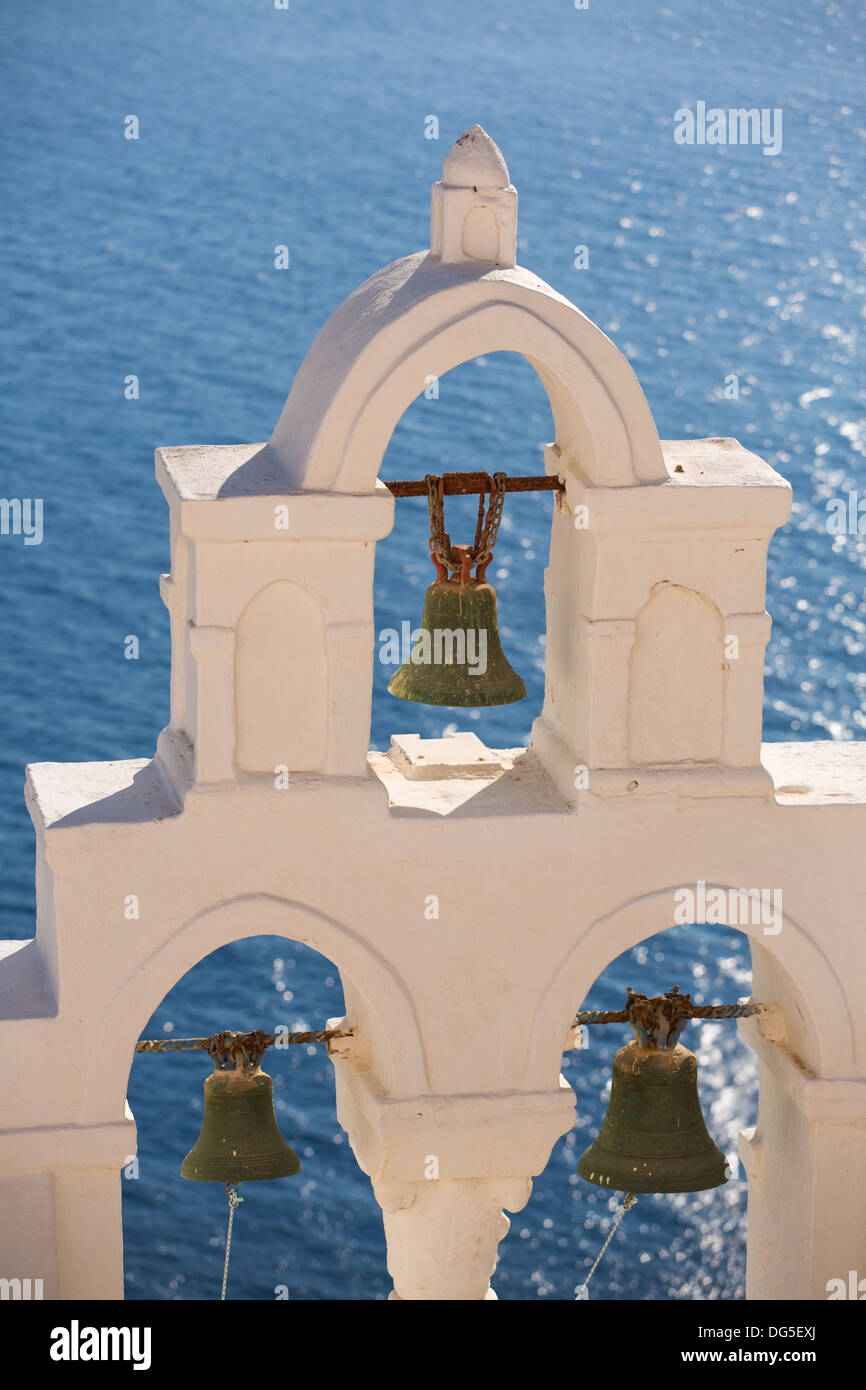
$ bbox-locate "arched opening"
[122,934,390,1301]
[497,921,756,1300]
[524,889,851,1088]
[372,350,555,752]
[85,895,430,1125]
[507,882,853,1300]
[262,257,665,494]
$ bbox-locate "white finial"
[431,125,517,268]
[441,125,511,190]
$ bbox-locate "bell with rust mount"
[388,471,526,708]
[578,987,729,1195]
[181,1032,301,1185]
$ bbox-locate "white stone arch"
[258,253,666,495]
[81,894,430,1125]
[522,886,855,1091]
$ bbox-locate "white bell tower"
[1,127,864,1303]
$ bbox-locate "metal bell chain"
[425,471,507,577]
[425,473,450,573]
[221,1182,244,1301]
[574,1192,637,1301]
[473,471,507,569]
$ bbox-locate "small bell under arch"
[578,988,729,1195]
[388,472,526,708]
[181,1032,301,1185]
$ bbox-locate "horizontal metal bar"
[572,1001,764,1028]
[385,472,564,498]
[135,1027,353,1053]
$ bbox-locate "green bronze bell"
[388,471,526,708]
[181,1059,301,1184]
[388,575,526,707]
[578,1039,728,1195]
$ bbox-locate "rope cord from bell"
[221,1183,244,1301]
[575,1193,637,1300]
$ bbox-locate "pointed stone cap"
[442,125,511,190]
[431,125,517,268]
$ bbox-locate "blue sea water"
[1,0,863,1299]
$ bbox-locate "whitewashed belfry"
[1,127,864,1300]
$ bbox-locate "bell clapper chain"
[574,1192,637,1301]
[221,1182,244,1301]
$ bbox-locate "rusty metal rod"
[385,472,563,498]
[135,1027,353,1053]
[573,1001,764,1027]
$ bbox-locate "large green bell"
[578,1040,729,1194]
[388,576,526,707]
[181,1060,301,1184]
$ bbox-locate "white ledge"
[762,741,866,804]
[562,437,792,534]
[156,445,395,541]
